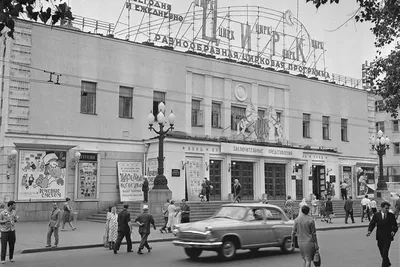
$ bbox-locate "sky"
[67,0,378,79]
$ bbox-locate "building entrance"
[209,160,221,201]
[265,163,286,200]
[231,161,254,200]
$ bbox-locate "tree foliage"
[0,0,74,39]
[307,0,400,117]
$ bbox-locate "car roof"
[221,203,283,209]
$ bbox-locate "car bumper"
[172,240,223,249]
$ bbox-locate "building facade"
[0,20,377,221]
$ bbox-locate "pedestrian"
[134,205,156,255]
[361,194,371,222]
[173,207,182,227]
[61,198,76,231]
[160,198,170,233]
[204,177,211,202]
[233,179,242,203]
[298,198,308,218]
[180,199,190,223]
[142,177,149,203]
[107,206,118,250]
[291,205,320,267]
[46,202,61,248]
[104,206,112,249]
[340,181,348,200]
[284,195,294,220]
[319,196,326,222]
[325,196,333,223]
[370,197,377,215]
[330,183,336,198]
[344,196,355,224]
[394,197,400,220]
[366,201,398,267]
[199,181,207,202]
[113,204,132,254]
[0,201,17,263]
[311,195,318,220]
[166,200,176,233]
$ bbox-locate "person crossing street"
[134,205,156,255]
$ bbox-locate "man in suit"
[134,205,156,254]
[46,203,61,248]
[204,178,211,202]
[142,177,149,203]
[113,204,132,254]
[367,201,398,267]
[344,196,355,224]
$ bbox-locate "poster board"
[187,157,202,200]
[117,161,143,202]
[17,150,67,201]
[77,162,98,199]
[146,158,157,191]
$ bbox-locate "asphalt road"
[13,228,400,267]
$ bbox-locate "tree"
[307,0,400,117]
[0,0,74,39]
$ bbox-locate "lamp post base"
[148,188,172,214]
[375,189,392,205]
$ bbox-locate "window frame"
[375,100,384,112]
[322,116,330,140]
[341,118,348,142]
[394,143,400,155]
[153,91,166,121]
[393,120,399,132]
[303,113,311,138]
[80,81,97,115]
[376,121,385,133]
[212,102,222,128]
[119,86,133,118]
[191,99,203,127]
[231,105,247,131]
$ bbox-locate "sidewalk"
[14,217,373,254]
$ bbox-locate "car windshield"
[213,206,247,220]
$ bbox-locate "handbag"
[313,250,321,267]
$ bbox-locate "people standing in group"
[344,196,355,224]
[113,204,132,254]
[325,196,333,223]
[361,195,371,222]
[160,199,170,234]
[107,206,118,250]
[142,177,149,203]
[367,201,398,267]
[311,195,319,220]
[204,177,211,202]
[233,179,242,203]
[370,197,377,215]
[61,198,76,231]
[180,199,190,223]
[134,205,156,255]
[291,205,320,267]
[46,202,60,248]
[298,198,308,217]
[319,196,327,222]
[0,201,18,263]
[340,181,348,200]
[284,195,294,220]
[166,200,177,233]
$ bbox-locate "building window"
[212,102,221,128]
[322,116,330,140]
[303,113,311,138]
[341,118,348,141]
[80,81,96,114]
[153,91,165,120]
[191,99,203,126]
[275,111,282,137]
[394,143,400,155]
[375,100,384,112]
[119,86,133,118]
[231,106,246,130]
[258,109,265,120]
[393,120,399,132]
[376,121,385,133]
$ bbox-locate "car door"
[266,208,292,244]
[240,208,275,247]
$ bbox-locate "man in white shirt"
[361,195,371,222]
[369,197,377,215]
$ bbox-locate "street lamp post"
[147,102,175,213]
[370,130,390,197]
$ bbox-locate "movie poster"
[356,166,375,196]
[342,166,353,197]
[187,158,202,197]
[78,162,98,199]
[117,162,143,202]
[17,150,67,201]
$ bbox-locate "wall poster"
[342,166,353,197]
[77,153,98,199]
[187,157,202,199]
[356,166,375,197]
[146,158,157,191]
[117,161,143,202]
[18,150,67,201]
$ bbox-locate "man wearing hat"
[134,205,156,255]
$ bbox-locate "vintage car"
[172,203,295,260]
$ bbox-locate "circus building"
[0,0,377,221]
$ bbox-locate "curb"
[20,237,177,254]
[316,224,368,231]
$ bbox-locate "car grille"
[179,232,207,240]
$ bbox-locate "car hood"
[179,218,242,232]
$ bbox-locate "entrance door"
[312,166,326,199]
[231,162,254,200]
[209,160,221,201]
[265,164,286,200]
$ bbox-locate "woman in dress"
[172,206,182,236]
[291,205,320,267]
[61,198,76,231]
[284,195,294,220]
[311,195,318,220]
[233,179,242,203]
[104,206,112,249]
[319,196,327,222]
[108,206,118,250]
[166,200,176,233]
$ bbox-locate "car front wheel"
[281,237,295,253]
[219,240,237,260]
[184,248,202,259]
